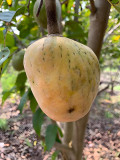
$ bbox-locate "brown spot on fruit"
[68,107,75,113]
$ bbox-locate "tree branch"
[104,22,120,42]
[54,142,73,153]
[72,113,89,159]
[74,0,80,22]
[27,0,31,16]
[87,0,111,58]
[11,29,27,48]
[89,0,97,14]
[36,0,43,17]
[97,85,109,95]
[63,122,73,145]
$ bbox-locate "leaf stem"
[45,0,60,34]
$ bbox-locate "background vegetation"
[0,0,120,159]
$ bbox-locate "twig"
[98,85,110,95]
[54,142,73,153]
[38,135,73,154]
[104,22,120,42]
[74,0,80,22]
[27,0,31,16]
[11,29,27,48]
[8,49,20,58]
[36,0,43,17]
[100,80,120,85]
[88,0,97,14]
[61,0,68,5]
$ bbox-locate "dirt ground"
[0,72,120,160]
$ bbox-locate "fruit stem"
[45,0,60,34]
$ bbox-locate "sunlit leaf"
[0,11,16,22]
[0,47,10,65]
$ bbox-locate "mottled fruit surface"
[24,36,100,122]
[33,0,61,29]
[12,49,25,71]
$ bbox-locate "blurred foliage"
[0,0,120,154]
[0,118,8,130]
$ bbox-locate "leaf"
[41,141,47,151]
[58,126,63,138]
[32,108,44,136]
[15,72,27,96]
[1,56,11,75]
[15,6,26,17]
[6,32,15,47]
[0,47,10,65]
[15,72,27,89]
[0,11,16,22]
[28,90,38,113]
[18,89,29,113]
[25,139,33,147]
[108,0,119,4]
[0,118,8,130]
[0,0,2,5]
[51,151,59,160]
[2,86,16,105]
[45,124,58,151]
[33,141,37,146]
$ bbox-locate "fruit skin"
[12,49,25,71]
[33,0,61,29]
[24,36,100,122]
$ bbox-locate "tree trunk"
[63,0,110,160]
[88,0,111,59]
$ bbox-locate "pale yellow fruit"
[24,36,100,122]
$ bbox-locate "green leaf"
[45,124,58,151]
[41,141,47,151]
[110,0,119,4]
[15,6,26,17]
[15,72,27,89]
[18,89,29,113]
[0,47,10,65]
[58,126,63,138]
[105,111,114,118]
[15,72,27,96]
[32,108,44,136]
[0,11,16,22]
[28,90,38,113]
[0,118,8,131]
[25,138,33,147]
[1,56,11,75]
[0,0,2,5]
[2,86,16,105]
[51,151,59,160]
[6,32,15,47]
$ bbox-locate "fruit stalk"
[45,0,60,34]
